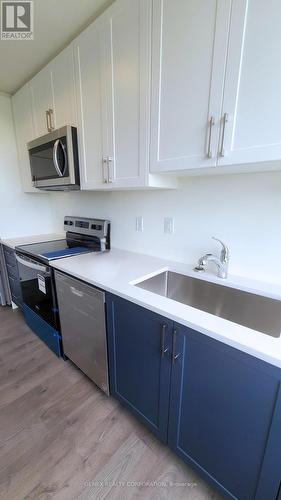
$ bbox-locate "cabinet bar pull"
[161,324,168,357]
[48,108,54,131]
[172,329,180,364]
[219,112,229,157]
[46,110,51,132]
[107,156,113,183]
[102,156,108,183]
[207,116,215,159]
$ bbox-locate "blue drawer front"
[23,304,62,357]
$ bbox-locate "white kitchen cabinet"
[150,0,232,173]
[51,45,77,129]
[30,64,54,137]
[12,84,41,193]
[102,0,152,188]
[218,0,281,167]
[30,45,76,138]
[75,0,176,190]
[73,18,105,189]
[150,0,281,175]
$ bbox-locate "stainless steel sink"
[135,271,281,338]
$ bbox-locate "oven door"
[16,252,57,328]
[27,126,79,190]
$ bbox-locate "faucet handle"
[212,237,229,263]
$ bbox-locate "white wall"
[0,95,55,238]
[50,170,281,285]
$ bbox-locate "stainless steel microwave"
[27,125,80,191]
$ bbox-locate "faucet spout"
[194,239,229,279]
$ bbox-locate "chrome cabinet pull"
[207,116,215,159]
[46,110,51,132]
[107,156,113,183]
[161,324,168,357]
[102,156,108,183]
[219,112,229,157]
[102,156,114,184]
[172,329,180,364]
[48,108,54,131]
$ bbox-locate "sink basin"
[135,271,281,338]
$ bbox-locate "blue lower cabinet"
[168,324,281,500]
[106,294,173,442]
[106,295,281,500]
[255,387,281,500]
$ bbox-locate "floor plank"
[0,306,222,500]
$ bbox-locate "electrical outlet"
[164,217,174,234]
[136,216,144,232]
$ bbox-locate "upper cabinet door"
[73,19,105,189]
[150,0,231,173]
[30,46,76,139]
[102,0,151,187]
[51,45,77,129]
[219,0,281,166]
[12,84,38,193]
[30,65,54,137]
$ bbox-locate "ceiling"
[0,0,113,94]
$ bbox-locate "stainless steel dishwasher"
[55,271,109,395]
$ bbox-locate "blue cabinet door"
[255,386,281,500]
[168,324,281,500]
[106,294,173,442]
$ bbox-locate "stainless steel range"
[15,217,110,357]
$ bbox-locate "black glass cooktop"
[17,239,92,262]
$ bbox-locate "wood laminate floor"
[0,306,222,500]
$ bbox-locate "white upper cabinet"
[30,45,76,138]
[150,0,231,173]
[73,18,105,189]
[12,84,39,193]
[30,64,54,137]
[102,0,151,188]
[218,0,281,167]
[14,0,281,190]
[51,45,77,129]
[75,0,176,190]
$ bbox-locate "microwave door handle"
[53,139,66,177]
[16,254,49,273]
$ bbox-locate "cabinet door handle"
[48,108,54,131]
[102,156,108,183]
[172,329,180,364]
[107,156,113,183]
[161,324,168,357]
[207,116,215,159]
[219,112,229,157]
[46,110,51,132]
[102,157,114,184]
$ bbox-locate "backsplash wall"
[50,171,281,284]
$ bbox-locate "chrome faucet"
[194,237,229,279]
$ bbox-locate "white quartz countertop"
[50,248,281,369]
[1,233,65,249]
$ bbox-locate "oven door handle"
[53,139,67,177]
[16,254,49,274]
